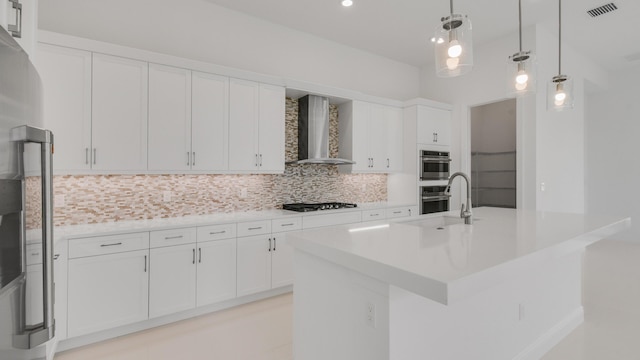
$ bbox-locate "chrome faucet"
[444,172,473,225]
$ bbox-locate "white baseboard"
[513,306,584,360]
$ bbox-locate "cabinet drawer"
[386,207,411,219]
[69,232,150,259]
[362,209,386,222]
[272,217,302,232]
[237,220,271,237]
[197,223,237,242]
[303,211,362,229]
[150,228,197,248]
[26,244,43,265]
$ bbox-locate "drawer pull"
[370,214,379,217]
[100,242,122,247]
[393,211,402,214]
[248,227,262,231]
[280,223,295,227]
[164,235,184,240]
[31,252,40,256]
[209,230,226,235]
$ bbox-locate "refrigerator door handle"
[10,125,56,349]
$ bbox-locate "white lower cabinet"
[196,239,237,307]
[149,243,197,319]
[67,249,149,338]
[236,235,272,297]
[270,232,295,288]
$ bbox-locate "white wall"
[37,0,420,101]
[585,64,640,242]
[420,24,609,213]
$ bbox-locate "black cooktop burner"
[283,202,358,212]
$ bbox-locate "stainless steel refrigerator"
[0,25,56,360]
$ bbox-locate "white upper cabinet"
[148,64,192,171]
[339,101,403,173]
[229,79,285,173]
[416,106,451,147]
[191,71,229,171]
[92,53,148,171]
[38,44,92,173]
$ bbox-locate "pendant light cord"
[518,0,523,53]
[558,0,562,75]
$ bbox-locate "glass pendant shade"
[507,51,536,96]
[434,14,473,77]
[547,75,574,110]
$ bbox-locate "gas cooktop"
[283,202,358,212]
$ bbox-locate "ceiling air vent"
[587,3,618,17]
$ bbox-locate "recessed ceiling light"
[341,0,353,7]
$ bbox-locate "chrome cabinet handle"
[268,238,272,252]
[93,148,97,164]
[198,248,202,263]
[273,237,276,251]
[408,209,412,216]
[85,148,89,165]
[280,223,294,227]
[210,230,226,235]
[8,0,22,38]
[248,226,262,231]
[393,211,402,214]
[259,154,263,167]
[100,242,122,247]
[192,249,195,264]
[164,235,183,240]
[144,255,147,272]
[53,254,60,260]
[255,154,258,167]
[387,158,390,168]
[192,152,196,166]
[187,151,190,166]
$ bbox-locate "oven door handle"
[422,157,452,162]
[422,196,451,201]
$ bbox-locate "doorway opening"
[470,99,517,209]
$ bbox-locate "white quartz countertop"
[26,201,416,244]
[286,207,631,305]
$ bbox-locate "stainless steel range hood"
[286,95,355,165]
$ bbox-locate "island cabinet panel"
[149,243,197,319]
[37,44,92,173]
[270,231,295,288]
[196,238,237,306]
[91,53,148,171]
[236,234,272,297]
[67,249,149,338]
[147,63,192,171]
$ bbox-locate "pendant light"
[507,0,536,96]
[548,0,574,110]
[433,0,473,77]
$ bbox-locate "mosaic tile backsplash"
[27,98,387,228]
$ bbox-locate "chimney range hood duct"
[286,95,355,165]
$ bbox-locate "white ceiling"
[202,0,640,70]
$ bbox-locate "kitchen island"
[287,207,630,360]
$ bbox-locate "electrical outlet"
[240,188,248,198]
[366,302,376,328]
[163,191,172,202]
[54,194,65,208]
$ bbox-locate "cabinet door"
[348,101,372,172]
[37,44,92,172]
[368,103,389,172]
[386,106,403,172]
[257,84,285,172]
[196,239,236,307]
[270,232,294,288]
[192,71,229,171]
[148,63,192,171]
[228,79,259,171]
[417,106,451,146]
[67,249,149,338]
[236,235,272,297]
[149,244,197,318]
[92,54,148,171]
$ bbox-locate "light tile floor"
[56,240,640,360]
